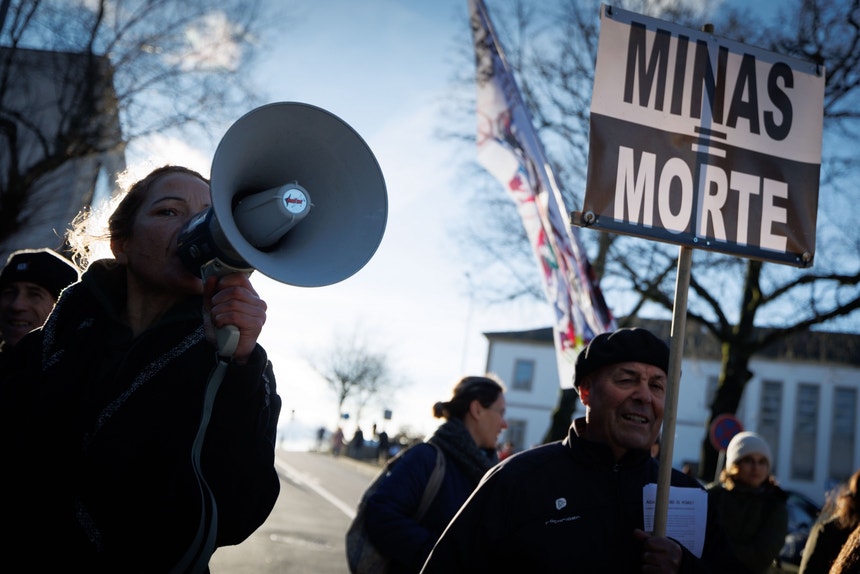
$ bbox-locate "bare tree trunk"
[698,261,761,481]
[543,387,579,443]
[700,346,754,481]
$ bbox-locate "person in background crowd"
[351,426,365,458]
[0,165,281,572]
[800,468,860,574]
[0,247,79,353]
[332,426,346,456]
[498,440,514,460]
[421,327,751,574]
[377,428,390,465]
[829,523,860,574]
[707,431,789,574]
[316,426,327,451]
[364,375,507,573]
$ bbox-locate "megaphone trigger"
[199,260,251,358]
[216,325,240,358]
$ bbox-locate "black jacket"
[1,261,281,572]
[365,442,476,573]
[707,481,788,573]
[421,419,751,573]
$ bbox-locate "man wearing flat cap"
[422,327,751,574]
[0,248,80,353]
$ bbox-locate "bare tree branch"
[0,0,273,252]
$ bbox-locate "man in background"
[0,248,79,354]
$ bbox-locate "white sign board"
[577,5,825,267]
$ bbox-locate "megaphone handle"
[200,260,251,358]
[216,325,241,357]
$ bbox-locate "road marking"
[275,458,357,519]
[268,532,333,549]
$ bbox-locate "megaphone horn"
[178,101,389,288]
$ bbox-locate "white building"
[0,46,125,263]
[484,319,860,505]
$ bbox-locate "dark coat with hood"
[0,261,281,572]
[420,418,752,574]
[364,417,498,574]
[706,480,789,574]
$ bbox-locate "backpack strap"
[414,443,446,521]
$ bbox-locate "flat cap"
[0,248,80,299]
[573,327,670,389]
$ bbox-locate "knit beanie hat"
[726,431,772,469]
[0,249,80,299]
[573,327,670,390]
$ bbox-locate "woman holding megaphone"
[0,165,281,573]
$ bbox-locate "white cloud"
[166,11,245,72]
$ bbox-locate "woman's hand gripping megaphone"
[200,261,267,362]
[178,183,309,358]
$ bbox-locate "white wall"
[486,336,561,449]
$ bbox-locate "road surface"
[210,449,380,574]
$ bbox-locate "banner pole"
[653,244,692,537]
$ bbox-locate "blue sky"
[126,0,554,445]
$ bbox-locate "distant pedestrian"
[800,468,860,574]
[316,426,326,451]
[377,429,390,464]
[351,426,365,458]
[332,426,346,457]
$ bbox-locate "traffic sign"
[709,414,744,451]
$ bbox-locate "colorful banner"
[468,0,615,388]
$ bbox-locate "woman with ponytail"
[363,374,508,573]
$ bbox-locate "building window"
[511,359,535,391]
[830,387,857,483]
[504,419,527,450]
[791,384,819,481]
[759,380,783,475]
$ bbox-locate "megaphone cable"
[169,355,228,573]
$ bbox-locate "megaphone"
[178,101,387,285]
[177,102,388,354]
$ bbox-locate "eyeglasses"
[737,456,769,467]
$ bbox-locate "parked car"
[777,490,822,571]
